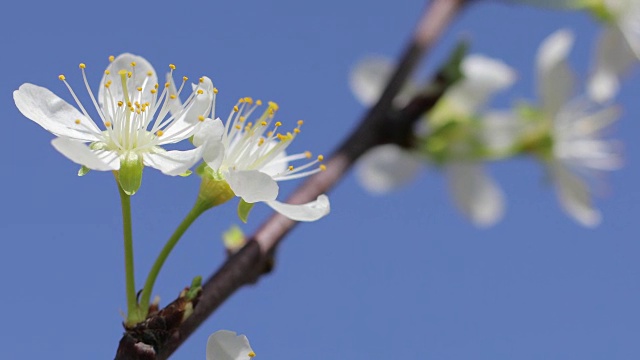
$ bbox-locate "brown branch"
[115,0,467,358]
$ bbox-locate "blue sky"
[1,0,639,359]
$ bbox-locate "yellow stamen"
[137,87,143,92]
[169,64,176,70]
[235,125,241,130]
[288,165,294,171]
[198,115,205,122]
[197,89,204,94]
[165,82,170,88]
[74,119,81,124]
[183,76,188,82]
[117,101,124,107]
[294,128,300,134]
[320,164,327,171]
[150,89,157,94]
[233,106,239,112]
[260,121,267,126]
[105,70,110,75]
[317,155,324,161]
[199,77,204,83]
[275,121,282,127]
[170,94,177,99]
[147,71,153,76]
[268,101,279,111]
[258,138,265,145]
[304,151,312,158]
[244,97,253,104]
[256,100,262,106]
[248,352,256,358]
[79,63,86,69]
[130,61,137,67]
[297,120,304,126]
[213,88,218,94]
[105,121,112,127]
[156,130,164,136]
[108,55,115,62]
[58,75,66,81]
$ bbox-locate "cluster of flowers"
[351,0,637,228]
[14,53,330,222]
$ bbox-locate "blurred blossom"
[351,54,516,227]
[13,53,210,195]
[513,29,622,226]
[207,330,255,360]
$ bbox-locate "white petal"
[14,84,101,142]
[266,194,330,221]
[203,141,226,171]
[618,1,640,57]
[51,137,119,171]
[227,170,279,203]
[537,29,576,116]
[481,111,526,153]
[446,163,505,227]
[206,330,254,360]
[445,54,516,114]
[588,26,637,103]
[503,0,582,8]
[550,161,601,227]
[143,147,204,176]
[349,56,394,106]
[193,118,225,147]
[356,144,422,194]
[258,150,288,177]
[98,53,158,108]
[162,76,215,143]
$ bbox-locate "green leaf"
[186,276,202,301]
[237,199,255,223]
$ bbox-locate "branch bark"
[115,0,467,358]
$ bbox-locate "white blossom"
[207,330,255,360]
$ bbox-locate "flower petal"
[206,330,255,360]
[14,84,101,142]
[144,147,204,176]
[481,111,526,153]
[193,118,225,147]
[356,144,422,194]
[51,137,118,171]
[550,161,600,227]
[227,169,279,203]
[98,53,158,108]
[161,76,215,144]
[266,194,330,221]
[445,54,516,115]
[446,163,505,227]
[588,26,637,103]
[537,29,575,116]
[349,56,394,106]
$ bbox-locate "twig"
[115,0,467,358]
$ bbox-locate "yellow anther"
[260,121,267,126]
[317,155,324,161]
[275,121,282,127]
[58,74,66,81]
[320,164,327,171]
[248,352,256,358]
[127,101,132,107]
[294,128,300,134]
[104,121,112,127]
[233,106,239,112]
[277,133,285,140]
[235,125,241,130]
[165,82,170,88]
[198,115,205,122]
[197,89,204,94]
[117,101,124,107]
[268,108,275,116]
[244,97,253,104]
[79,63,86,69]
[169,64,176,70]
[239,116,246,123]
[104,82,111,88]
[239,98,245,103]
[288,165,294,171]
[74,119,81,124]
[170,94,177,99]
[147,71,153,76]
[130,61,137,67]
[154,83,159,89]
[247,122,253,128]
[137,87,143,92]
[105,70,110,75]
[267,131,273,137]
[156,130,164,137]
[108,55,115,62]
[297,120,304,126]
[304,151,312,158]
[135,101,140,108]
[287,132,294,139]
[136,109,141,114]
[268,101,279,111]
[150,89,157,94]
[183,76,188,82]
[127,71,132,78]
[213,88,218,94]
[258,138,265,145]
[245,125,251,131]
[256,100,262,106]
[199,77,204,83]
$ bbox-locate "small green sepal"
[78,165,91,176]
[186,275,202,301]
[237,199,255,223]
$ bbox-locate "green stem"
[117,181,142,325]
[139,200,209,315]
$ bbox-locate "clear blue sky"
[1,0,639,359]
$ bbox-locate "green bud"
[117,152,144,195]
[78,165,91,176]
[186,275,202,301]
[223,225,246,254]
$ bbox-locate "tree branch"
[115,0,467,358]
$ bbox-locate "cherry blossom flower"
[14,53,211,195]
[207,330,255,360]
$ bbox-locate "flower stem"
[138,200,210,315]
[117,180,142,325]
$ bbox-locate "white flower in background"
[187,80,330,222]
[207,330,255,360]
[505,0,640,102]
[526,29,622,226]
[351,54,516,227]
[14,53,211,195]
